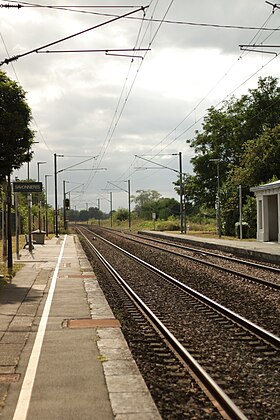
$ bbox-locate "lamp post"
[45,174,52,236]
[54,153,64,237]
[210,159,221,238]
[37,161,46,231]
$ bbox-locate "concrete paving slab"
[0,235,161,420]
[110,392,161,417]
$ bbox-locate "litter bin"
[32,230,46,245]
[234,222,249,239]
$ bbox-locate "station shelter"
[250,180,280,242]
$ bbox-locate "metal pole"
[2,182,7,261]
[128,179,131,230]
[239,185,243,240]
[179,152,183,234]
[15,191,19,258]
[210,158,221,238]
[110,192,113,228]
[7,174,12,273]
[217,161,221,238]
[37,163,41,231]
[97,198,100,226]
[63,180,67,230]
[45,175,51,236]
[54,153,59,237]
[37,161,46,231]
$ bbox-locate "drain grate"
[0,373,20,383]
[62,274,96,279]
[66,318,121,329]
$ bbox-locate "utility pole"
[239,185,243,240]
[54,153,58,236]
[45,175,52,236]
[179,152,183,234]
[210,159,221,238]
[2,181,7,261]
[128,180,131,230]
[15,190,19,259]
[54,153,64,237]
[37,161,46,231]
[7,174,12,273]
[110,192,113,228]
[97,198,101,226]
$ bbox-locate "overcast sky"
[1,0,280,212]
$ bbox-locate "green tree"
[0,72,34,270]
[114,208,129,222]
[157,197,180,220]
[88,206,103,220]
[132,189,161,219]
[183,76,280,235]
[187,76,280,209]
[229,124,280,190]
[0,71,34,179]
[79,210,89,222]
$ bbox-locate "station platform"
[140,231,280,264]
[0,235,161,420]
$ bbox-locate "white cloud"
[2,0,280,210]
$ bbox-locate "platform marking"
[12,235,67,420]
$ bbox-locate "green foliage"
[229,124,280,190]
[242,196,257,238]
[0,71,34,178]
[131,189,180,221]
[182,76,280,235]
[114,208,129,222]
[156,218,180,231]
[157,197,180,220]
[132,189,162,219]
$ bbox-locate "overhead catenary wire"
[116,5,280,187]
[2,2,280,208]
[2,0,280,31]
[139,6,279,157]
[97,0,174,188]
[0,5,148,65]
[82,0,158,192]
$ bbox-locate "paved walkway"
[0,235,161,420]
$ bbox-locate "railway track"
[84,225,280,338]
[89,226,280,290]
[76,226,280,420]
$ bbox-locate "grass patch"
[0,235,26,280]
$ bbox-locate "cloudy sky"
[1,0,280,212]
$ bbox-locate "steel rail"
[91,226,280,290]
[80,226,280,350]
[137,231,280,274]
[90,225,280,274]
[78,227,248,420]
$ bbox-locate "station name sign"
[13,182,42,193]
